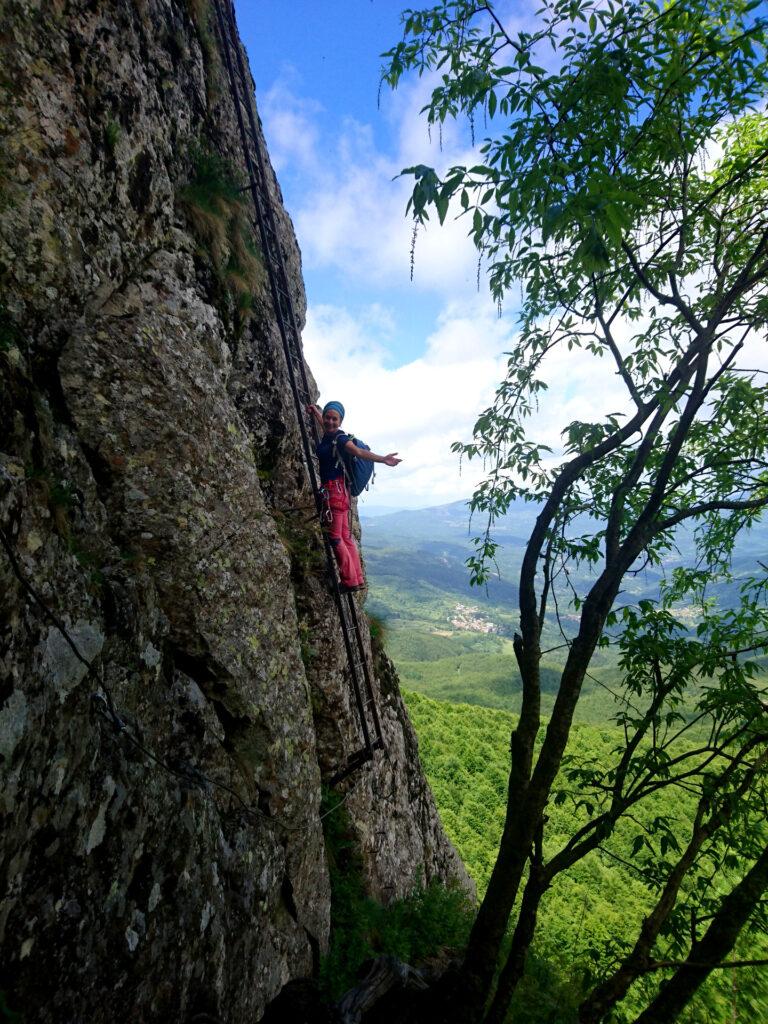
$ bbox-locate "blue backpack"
[333,433,375,497]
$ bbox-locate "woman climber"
[306,400,402,593]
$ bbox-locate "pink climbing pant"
[323,478,365,588]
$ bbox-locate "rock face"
[0,2,470,1021]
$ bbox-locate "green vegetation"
[0,992,22,1024]
[367,595,640,725]
[0,304,20,353]
[400,649,556,703]
[364,503,768,724]
[365,611,388,646]
[320,789,474,999]
[405,691,768,1023]
[185,0,217,94]
[383,1,768,1020]
[298,620,318,671]
[103,120,120,154]
[179,146,264,330]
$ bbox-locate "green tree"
[383,1,768,1021]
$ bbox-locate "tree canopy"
[383,1,768,1021]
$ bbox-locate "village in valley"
[449,604,499,635]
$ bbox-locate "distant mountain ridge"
[362,495,768,610]
[361,498,768,720]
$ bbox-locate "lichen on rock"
[0,2,471,1021]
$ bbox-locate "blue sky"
[236,1,450,364]
[231,1,637,509]
[238,2,401,151]
[232,0,524,509]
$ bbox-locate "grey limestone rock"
[0,2,472,1021]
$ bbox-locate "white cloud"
[302,299,639,508]
[303,298,513,506]
[262,71,484,297]
[258,70,323,175]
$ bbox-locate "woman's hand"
[382,453,402,467]
[306,403,324,427]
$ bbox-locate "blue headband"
[323,401,345,421]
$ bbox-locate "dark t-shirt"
[316,430,351,482]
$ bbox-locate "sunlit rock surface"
[0,1,470,1020]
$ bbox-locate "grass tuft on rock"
[319,788,474,1001]
[179,145,265,329]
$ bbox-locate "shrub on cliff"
[179,145,264,327]
[319,789,474,1000]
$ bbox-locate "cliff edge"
[0,2,470,1020]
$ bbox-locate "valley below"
[361,498,768,1022]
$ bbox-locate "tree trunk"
[578,745,768,1023]
[631,843,768,1024]
[452,758,538,1020]
[453,585,630,1020]
[483,868,546,1024]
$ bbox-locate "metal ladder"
[210,0,384,784]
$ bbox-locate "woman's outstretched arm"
[343,440,402,467]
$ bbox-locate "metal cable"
[209,0,384,778]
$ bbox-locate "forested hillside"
[363,501,768,1019]
[405,691,768,1023]
[362,498,768,641]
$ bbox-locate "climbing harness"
[210,0,384,783]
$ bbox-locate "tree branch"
[578,746,768,1023]
[621,239,703,333]
[641,958,768,972]
[632,842,768,1024]
[658,496,768,533]
[592,274,645,410]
